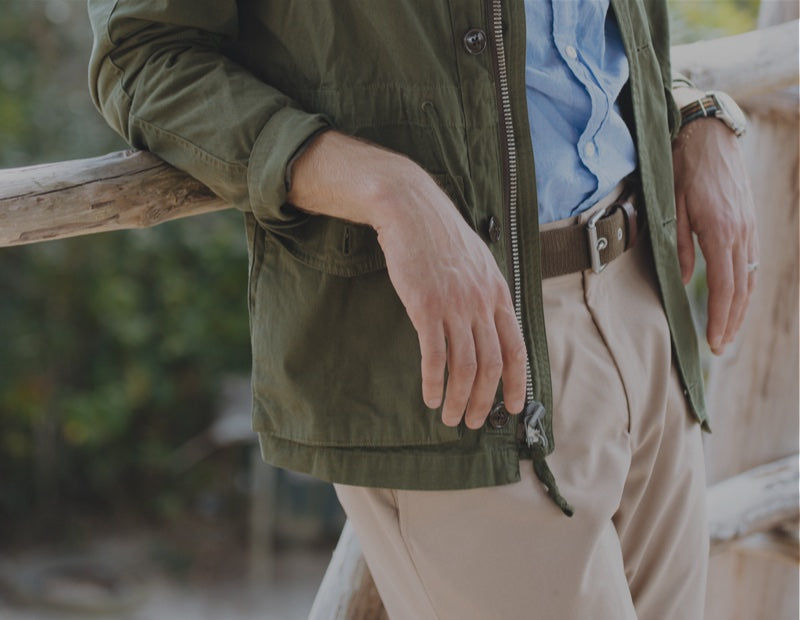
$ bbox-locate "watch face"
[712,91,747,136]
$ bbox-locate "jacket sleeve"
[87,0,330,224]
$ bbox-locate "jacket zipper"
[489,0,547,448]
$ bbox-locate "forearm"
[287,131,448,231]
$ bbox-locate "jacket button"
[488,402,510,429]
[487,216,502,242]
[463,28,487,54]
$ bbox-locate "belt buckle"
[586,206,610,274]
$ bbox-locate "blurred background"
[0,1,762,618]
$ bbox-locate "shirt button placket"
[565,44,578,60]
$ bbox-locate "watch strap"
[679,95,719,128]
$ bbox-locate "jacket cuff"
[285,126,333,195]
[248,106,331,225]
[668,72,696,141]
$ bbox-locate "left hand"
[672,117,758,355]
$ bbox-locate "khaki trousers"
[335,200,708,620]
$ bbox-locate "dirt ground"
[0,525,333,620]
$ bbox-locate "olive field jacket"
[89,0,705,500]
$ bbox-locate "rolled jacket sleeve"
[88,0,330,225]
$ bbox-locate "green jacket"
[88,0,705,501]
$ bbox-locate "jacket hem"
[257,431,522,491]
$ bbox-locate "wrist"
[286,130,429,229]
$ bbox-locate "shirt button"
[488,402,510,429]
[487,216,502,242]
[565,44,578,59]
[584,142,596,157]
[463,28,487,54]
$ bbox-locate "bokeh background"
[0,1,761,618]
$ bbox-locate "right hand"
[288,131,527,429]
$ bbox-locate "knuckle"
[717,279,734,295]
[714,282,734,300]
[424,349,447,368]
[506,341,528,365]
[480,355,504,378]
[451,359,478,378]
[719,217,739,239]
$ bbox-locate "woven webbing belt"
[540,192,640,279]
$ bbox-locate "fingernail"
[442,414,460,427]
[506,401,523,415]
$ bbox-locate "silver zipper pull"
[523,400,547,449]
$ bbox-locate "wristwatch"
[679,90,747,137]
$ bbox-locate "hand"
[672,118,758,355]
[288,131,528,428]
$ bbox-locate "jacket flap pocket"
[266,173,463,277]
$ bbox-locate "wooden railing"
[2,15,798,620]
[2,19,796,248]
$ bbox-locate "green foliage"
[0,2,251,539]
[0,214,252,535]
[668,0,760,43]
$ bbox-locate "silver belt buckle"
[586,206,610,274]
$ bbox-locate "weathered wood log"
[308,521,387,620]
[671,18,799,117]
[702,4,799,620]
[708,454,799,553]
[0,150,228,247]
[0,19,797,249]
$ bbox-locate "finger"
[734,229,760,336]
[746,228,759,297]
[702,238,735,354]
[675,197,696,285]
[464,323,504,430]
[441,325,477,427]
[418,320,447,409]
[723,240,749,345]
[495,304,527,414]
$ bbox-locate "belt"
[539,187,641,279]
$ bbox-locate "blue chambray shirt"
[524,0,637,223]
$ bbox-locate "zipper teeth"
[491,1,533,403]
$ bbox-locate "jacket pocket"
[246,209,462,448]
[268,215,386,277]
[263,172,464,277]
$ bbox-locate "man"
[89,1,756,617]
